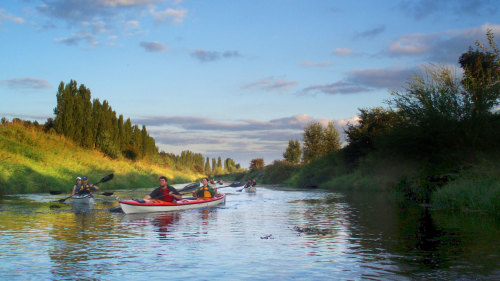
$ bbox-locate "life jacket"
[197,186,213,198]
[77,184,92,195]
[160,187,175,202]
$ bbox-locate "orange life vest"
[198,186,213,198]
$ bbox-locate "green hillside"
[0,120,203,195]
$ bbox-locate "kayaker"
[252,179,257,187]
[71,176,82,196]
[244,179,252,189]
[144,176,182,202]
[193,178,217,198]
[75,176,99,196]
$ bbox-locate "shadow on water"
[340,191,500,279]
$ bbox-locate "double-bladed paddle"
[58,173,114,203]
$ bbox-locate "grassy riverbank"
[0,122,203,195]
[226,151,500,217]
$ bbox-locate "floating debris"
[260,234,274,239]
[293,226,332,235]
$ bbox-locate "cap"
[82,176,88,180]
[76,177,82,180]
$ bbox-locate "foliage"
[459,29,500,117]
[224,158,238,173]
[301,120,342,163]
[262,160,300,184]
[344,107,402,165]
[283,139,301,164]
[52,80,158,159]
[249,158,265,171]
[302,121,324,162]
[323,121,342,153]
[289,152,348,188]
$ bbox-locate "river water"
[0,186,498,280]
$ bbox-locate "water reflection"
[0,188,498,280]
[122,212,181,240]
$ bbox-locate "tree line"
[278,30,499,167]
[256,30,500,202]
[21,79,242,175]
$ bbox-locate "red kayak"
[119,193,226,214]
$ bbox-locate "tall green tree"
[459,29,500,117]
[249,158,264,171]
[205,157,211,174]
[283,139,301,164]
[217,157,222,169]
[302,122,324,163]
[323,121,342,154]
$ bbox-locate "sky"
[1,0,499,168]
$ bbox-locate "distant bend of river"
[0,186,498,280]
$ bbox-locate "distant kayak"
[119,193,226,214]
[245,186,257,193]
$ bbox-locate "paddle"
[58,173,114,203]
[237,185,248,192]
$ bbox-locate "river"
[0,186,498,280]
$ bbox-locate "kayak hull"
[245,186,257,193]
[119,193,226,214]
[71,195,95,205]
[71,195,95,213]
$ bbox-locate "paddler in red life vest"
[143,176,182,202]
[193,178,217,199]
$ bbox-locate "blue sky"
[1,0,499,167]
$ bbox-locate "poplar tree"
[302,122,324,162]
[205,157,211,174]
[323,121,342,154]
[283,139,301,164]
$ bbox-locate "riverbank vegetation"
[0,120,203,194]
[235,31,500,216]
[0,81,244,195]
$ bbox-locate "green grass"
[431,158,500,216]
[0,122,204,195]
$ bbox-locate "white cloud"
[138,114,355,167]
[140,41,168,52]
[191,49,241,62]
[151,8,187,24]
[354,25,386,39]
[302,81,369,95]
[300,61,332,67]
[399,0,498,20]
[54,32,99,46]
[101,0,159,7]
[1,78,51,89]
[0,8,25,24]
[384,24,500,63]
[333,48,354,56]
[347,66,417,89]
[242,77,298,92]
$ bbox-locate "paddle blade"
[101,192,114,196]
[96,173,114,184]
[58,196,72,203]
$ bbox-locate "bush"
[263,160,300,184]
